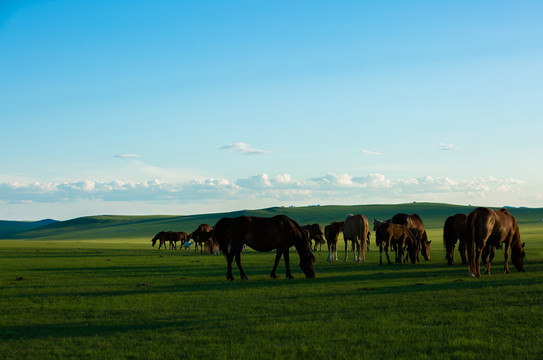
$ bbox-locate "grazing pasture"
[1,204,543,359]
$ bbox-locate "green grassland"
[1,203,543,359]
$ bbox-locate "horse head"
[420,240,431,261]
[373,219,385,231]
[512,242,526,272]
[420,230,431,261]
[300,252,316,278]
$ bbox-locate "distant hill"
[2,203,542,241]
[0,219,58,238]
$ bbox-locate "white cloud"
[115,154,141,158]
[220,142,270,155]
[362,150,382,155]
[438,143,458,151]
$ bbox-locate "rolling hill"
[0,219,58,238]
[2,203,542,241]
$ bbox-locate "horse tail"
[213,218,229,256]
[466,211,478,276]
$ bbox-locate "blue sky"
[1,1,542,220]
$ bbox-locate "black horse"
[443,213,469,265]
[151,231,187,250]
[213,215,316,280]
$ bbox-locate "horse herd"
[151,207,526,280]
[151,223,215,254]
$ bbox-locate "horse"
[390,213,431,262]
[302,223,326,251]
[189,224,214,254]
[373,218,387,231]
[466,207,525,277]
[213,215,316,280]
[343,214,370,262]
[375,222,417,265]
[443,213,469,265]
[324,221,343,262]
[151,231,187,250]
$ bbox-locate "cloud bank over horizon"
[0,172,530,220]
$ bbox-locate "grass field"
[1,204,543,359]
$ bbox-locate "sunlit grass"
[1,208,542,359]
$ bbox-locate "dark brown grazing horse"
[343,214,370,262]
[189,224,214,254]
[466,207,525,277]
[443,213,469,265]
[375,222,417,265]
[213,215,316,280]
[324,221,343,262]
[391,213,431,262]
[302,223,326,251]
[151,231,187,250]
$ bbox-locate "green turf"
[1,203,542,359]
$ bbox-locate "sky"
[1,1,542,220]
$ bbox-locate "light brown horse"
[391,213,431,262]
[343,214,370,262]
[213,215,316,280]
[375,222,417,265]
[443,213,469,265]
[466,207,525,277]
[324,221,343,262]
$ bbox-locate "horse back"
[391,213,425,236]
[214,215,305,253]
[467,207,498,247]
[343,214,369,241]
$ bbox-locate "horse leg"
[447,242,456,265]
[361,236,367,262]
[344,240,349,261]
[484,246,496,275]
[503,239,512,274]
[235,251,248,280]
[283,250,294,279]
[354,240,360,262]
[385,244,391,264]
[226,252,235,280]
[459,238,468,265]
[271,250,282,278]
